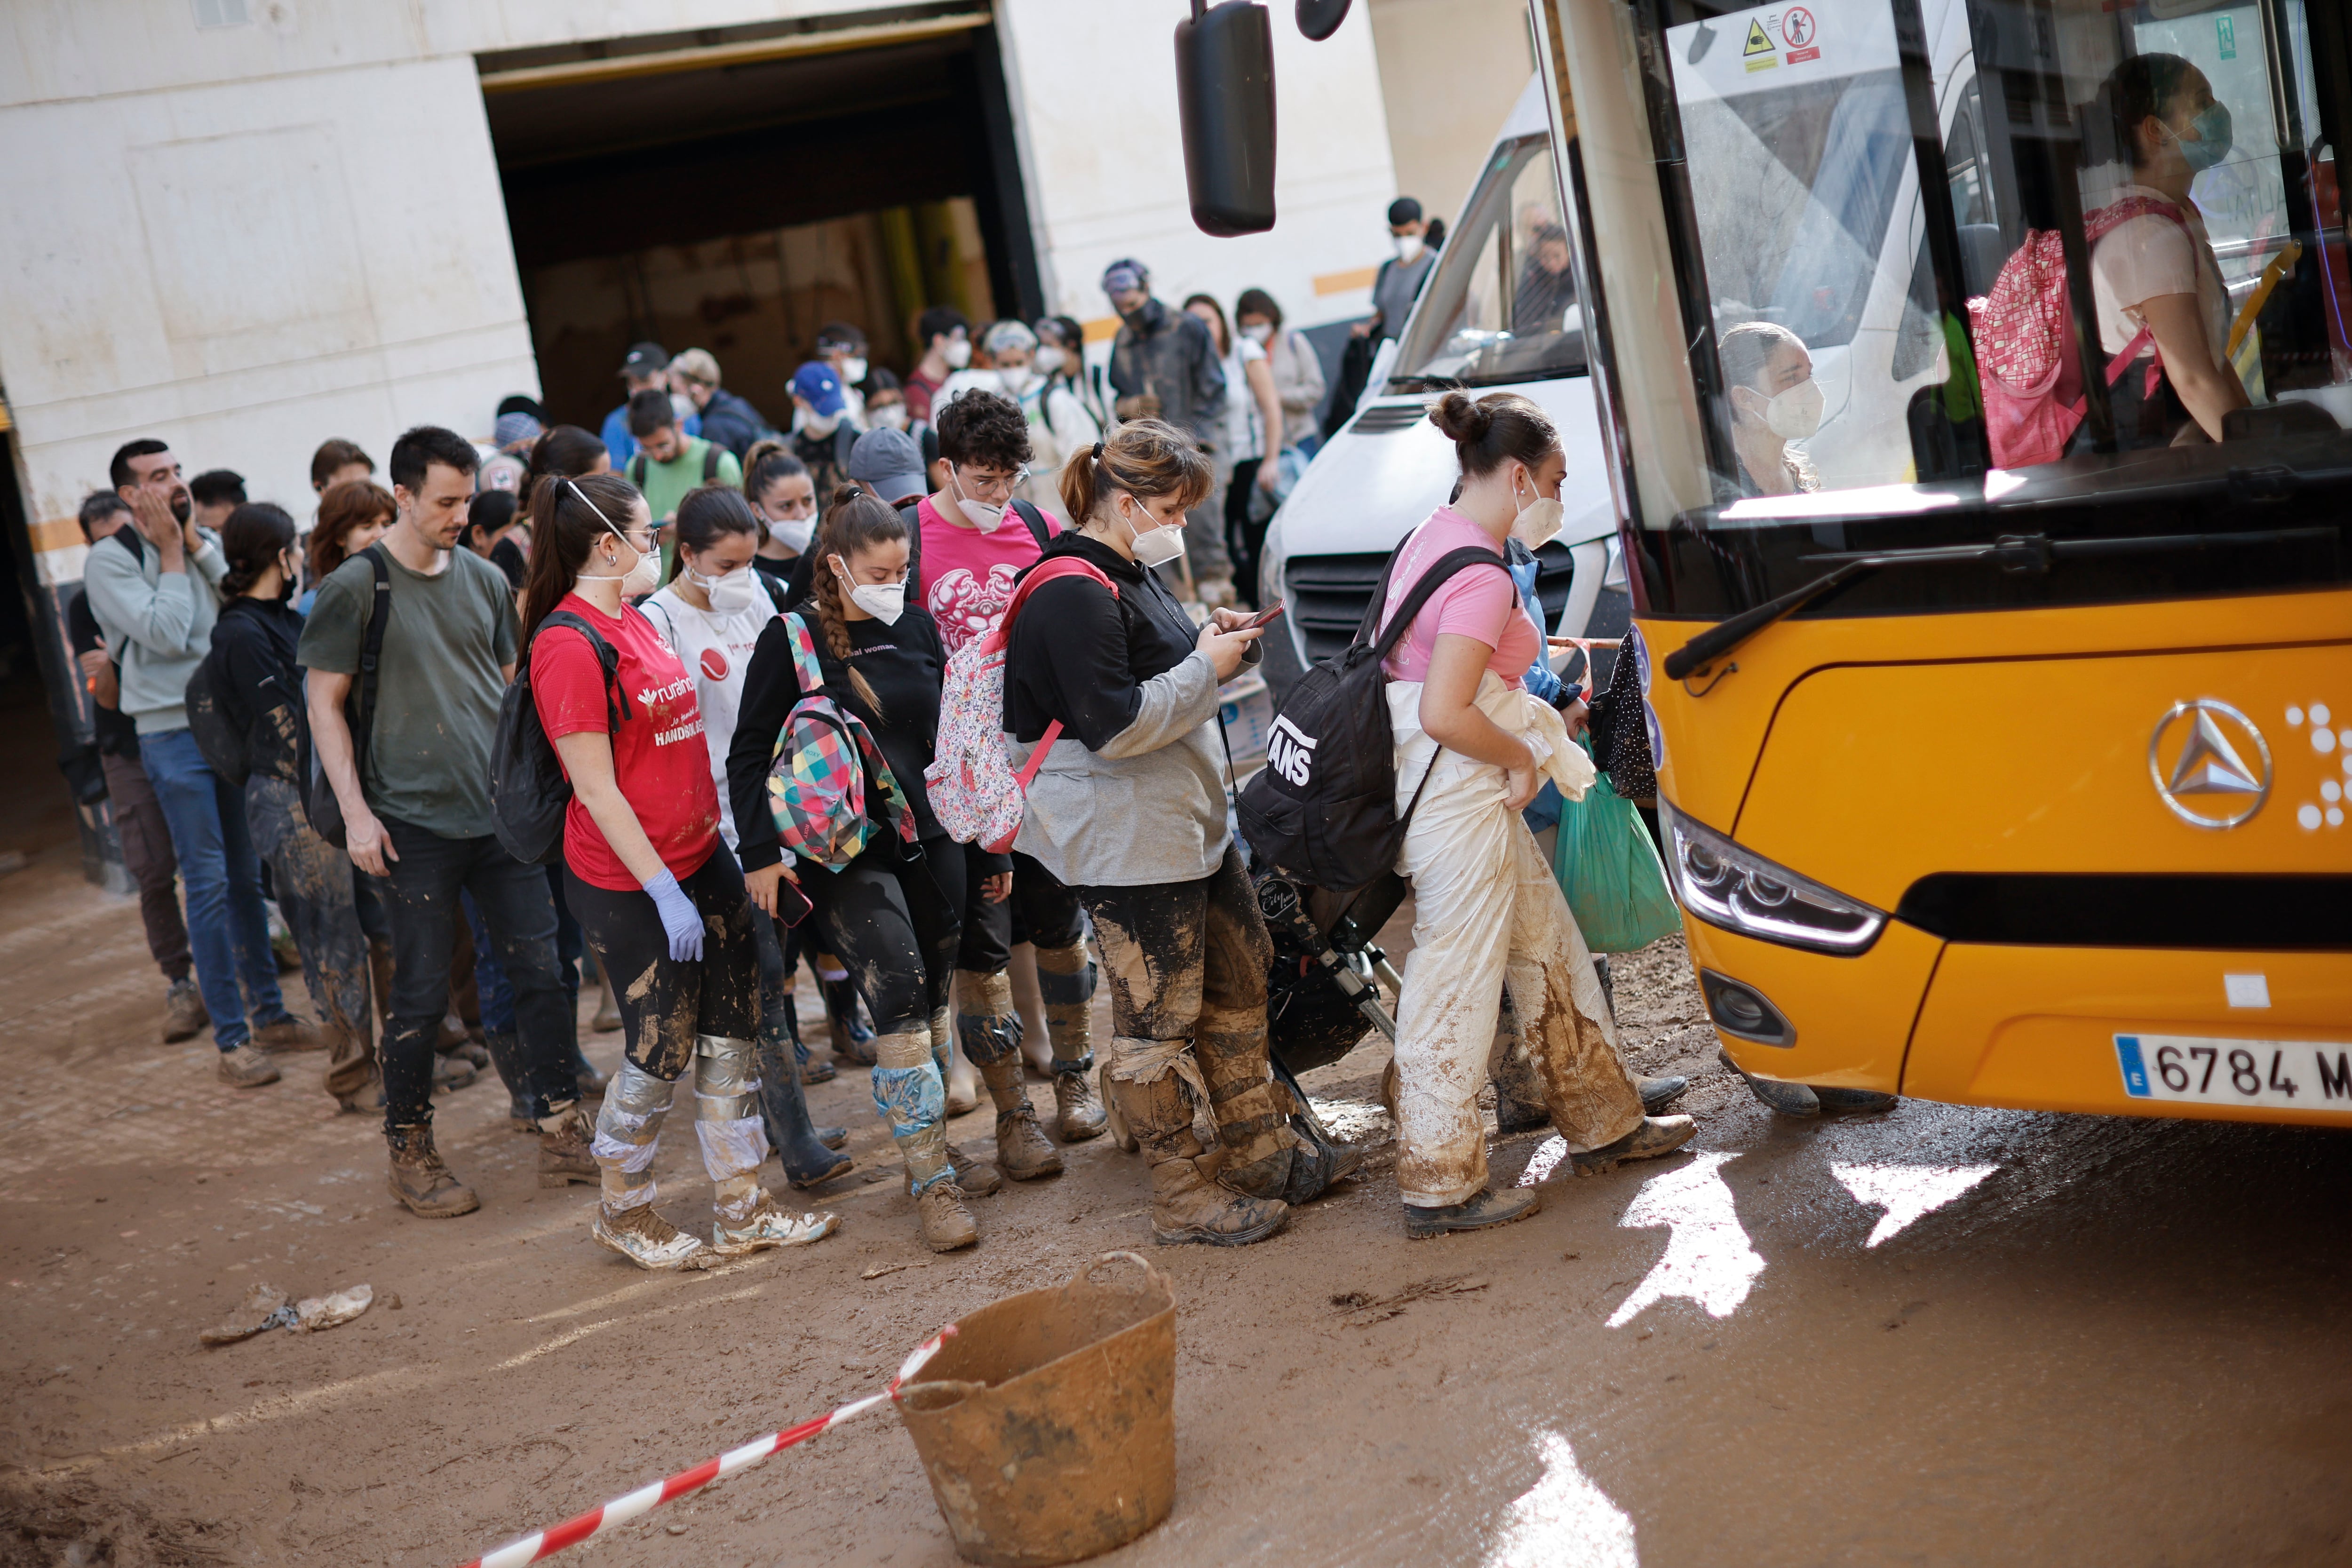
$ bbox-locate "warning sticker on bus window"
[1668,0,1899,103]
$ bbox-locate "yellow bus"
[1521,0,2351,1123]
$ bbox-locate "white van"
[1258,75,1629,690]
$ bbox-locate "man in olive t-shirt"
[299,425,592,1218]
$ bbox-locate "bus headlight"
[1659,802,1884,956]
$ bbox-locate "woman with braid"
[726,486,992,1252]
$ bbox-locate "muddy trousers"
[244,776,374,1103]
[804,840,963,1193]
[1392,746,1644,1209]
[99,750,191,984]
[1073,845,1287,1169]
[957,850,1095,1078]
[378,815,575,1132]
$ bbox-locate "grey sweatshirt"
[80,527,227,736]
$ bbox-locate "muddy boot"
[1569,1114,1698,1176]
[216,1043,281,1088]
[821,972,875,1066]
[1117,1075,1288,1247]
[571,1045,609,1098]
[1639,1075,1690,1112]
[430,1052,477,1095]
[1099,1065,1138,1153]
[1405,1185,1542,1239]
[537,1100,597,1187]
[758,1030,853,1190]
[483,1028,534,1132]
[592,1202,707,1270]
[981,1059,1063,1180]
[386,1123,479,1218]
[712,1196,839,1256]
[900,1124,978,1252]
[1493,1042,1551,1136]
[787,996,836,1084]
[164,977,209,1043]
[1052,1069,1109,1143]
[334,1066,385,1116]
[1269,1071,1365,1204]
[255,1016,324,1051]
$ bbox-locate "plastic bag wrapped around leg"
[896,1252,1177,1567]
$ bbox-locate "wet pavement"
[3,846,2347,1566]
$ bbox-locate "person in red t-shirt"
[905,305,970,425]
[521,474,839,1271]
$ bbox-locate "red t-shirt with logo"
[531,593,722,891]
[914,494,1063,656]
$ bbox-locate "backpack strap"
[700,443,720,483]
[536,608,630,736]
[985,556,1119,655]
[896,496,925,589]
[350,545,393,760]
[628,454,647,489]
[1359,544,1514,662]
[1009,499,1054,552]
[780,611,826,697]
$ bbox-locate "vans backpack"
[765,613,918,868]
[1966,196,2186,468]
[1237,541,1510,889]
[490,608,630,866]
[924,555,1118,853]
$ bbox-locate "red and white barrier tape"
[455,1325,957,1568]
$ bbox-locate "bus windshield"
[1604,0,2352,619]
[1390,134,1589,389]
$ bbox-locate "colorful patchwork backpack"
[925,556,1118,854]
[765,614,917,868]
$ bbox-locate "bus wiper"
[1659,526,2335,685]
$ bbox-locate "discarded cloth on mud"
[199,1282,374,1345]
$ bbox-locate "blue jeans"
[137,728,287,1050]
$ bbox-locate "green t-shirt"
[295,544,519,839]
[631,439,744,575]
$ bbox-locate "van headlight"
[1658,802,1884,956]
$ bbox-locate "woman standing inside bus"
[523,474,838,1270]
[1385,392,1693,1238]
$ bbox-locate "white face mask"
[1394,234,1425,265]
[1509,473,1566,549]
[943,338,973,370]
[950,470,1007,533]
[997,364,1035,395]
[801,408,842,438]
[834,559,906,624]
[1241,322,1273,345]
[867,404,910,432]
[842,356,868,386]
[765,511,816,553]
[569,481,660,596]
[689,562,760,615]
[1758,378,1824,440]
[1033,344,1068,375]
[1119,494,1186,568]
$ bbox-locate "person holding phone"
[521,473,838,1271]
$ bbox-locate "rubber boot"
[980,1058,1063,1180]
[1115,1074,1287,1247]
[536,1099,597,1187]
[1034,940,1107,1141]
[822,972,876,1066]
[931,1005,1001,1194]
[787,995,836,1084]
[386,1123,478,1218]
[756,1028,853,1189]
[483,1028,533,1133]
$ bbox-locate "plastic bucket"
[895,1252,1177,1566]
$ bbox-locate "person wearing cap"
[846,426,930,509]
[1355,198,1441,344]
[478,408,542,495]
[668,348,774,460]
[601,342,699,468]
[1103,258,1231,597]
[813,322,871,428]
[787,361,858,505]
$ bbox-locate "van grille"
[1348,401,1431,434]
[1285,542,1580,665]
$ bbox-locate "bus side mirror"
[1296,0,1351,40]
[1176,1,1278,236]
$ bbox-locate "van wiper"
[1659,526,2336,684]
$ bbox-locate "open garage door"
[478,6,1043,431]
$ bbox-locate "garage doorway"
[479,7,1043,430]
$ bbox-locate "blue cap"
[790,362,845,417]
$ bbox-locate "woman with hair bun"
[211,502,379,1110]
[1001,419,1356,1248]
[1382,391,1693,1238]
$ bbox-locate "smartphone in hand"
[1239,601,1286,629]
[774,876,813,926]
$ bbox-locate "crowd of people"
[68,242,1744,1268]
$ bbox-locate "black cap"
[620,342,669,377]
[1387,197,1423,227]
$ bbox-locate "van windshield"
[1606,0,2352,619]
[1390,134,1589,389]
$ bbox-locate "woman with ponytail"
[1001,420,1350,1249]
[724,486,989,1253]
[1379,391,1692,1240]
[523,473,838,1270]
[743,440,818,590]
[210,502,378,1111]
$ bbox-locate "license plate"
[2115,1034,2352,1113]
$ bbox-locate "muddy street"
[3,847,2347,1568]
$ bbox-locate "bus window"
[1388,135,1589,389]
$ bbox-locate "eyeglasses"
[956,466,1029,501]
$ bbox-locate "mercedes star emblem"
[2148,699,2271,829]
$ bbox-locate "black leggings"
[803,838,963,1036]
[1225,457,1266,608]
[565,849,759,1081]
[958,848,1087,971]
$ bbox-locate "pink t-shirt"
[914,494,1064,656]
[1377,507,1537,685]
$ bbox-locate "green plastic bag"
[1551,742,1682,953]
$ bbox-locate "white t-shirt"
[2088,183,2233,363]
[1220,336,1269,463]
[638,583,779,849]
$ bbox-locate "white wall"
[1367,0,1536,228]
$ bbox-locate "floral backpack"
[925,557,1119,853]
[765,614,917,868]
[1965,195,2187,468]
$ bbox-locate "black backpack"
[490,608,632,867]
[184,656,250,788]
[302,545,391,848]
[1236,543,1510,889]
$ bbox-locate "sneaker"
[254,1017,324,1051]
[1405,1186,1542,1239]
[1052,1070,1109,1143]
[710,1196,840,1256]
[592,1203,707,1270]
[1569,1115,1698,1176]
[914,1182,979,1252]
[215,1044,281,1089]
[163,979,208,1043]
